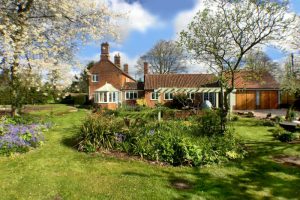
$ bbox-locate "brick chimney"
[144,62,149,75]
[124,64,129,74]
[114,54,121,67]
[101,42,109,60]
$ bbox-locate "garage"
[260,91,278,109]
[235,90,256,110]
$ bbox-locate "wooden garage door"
[236,91,256,110]
[260,91,278,109]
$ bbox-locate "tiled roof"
[106,60,136,81]
[233,71,280,89]
[123,82,144,90]
[144,74,218,90]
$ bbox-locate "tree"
[281,54,300,96]
[136,40,187,75]
[179,0,293,132]
[68,61,94,93]
[0,0,121,115]
[243,49,280,80]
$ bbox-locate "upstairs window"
[151,92,159,100]
[125,91,138,100]
[92,74,99,82]
[164,92,173,100]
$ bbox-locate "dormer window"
[92,74,99,82]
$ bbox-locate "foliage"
[136,40,187,75]
[230,115,239,122]
[280,54,300,96]
[285,108,298,121]
[78,112,245,166]
[179,0,293,132]
[0,1,121,115]
[195,110,222,136]
[67,62,94,94]
[136,98,147,107]
[0,116,47,155]
[271,127,299,142]
[277,132,297,143]
[78,114,124,152]
[257,120,276,127]
[166,93,192,109]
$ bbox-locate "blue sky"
[78,0,300,76]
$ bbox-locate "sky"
[78,0,300,78]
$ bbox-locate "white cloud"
[173,0,204,38]
[107,0,164,40]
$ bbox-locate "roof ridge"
[105,60,136,81]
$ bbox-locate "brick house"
[89,43,280,110]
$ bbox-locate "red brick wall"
[145,90,171,107]
[89,60,135,99]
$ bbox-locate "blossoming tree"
[179,0,294,132]
[0,0,121,115]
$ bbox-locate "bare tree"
[179,0,293,132]
[243,49,280,80]
[136,40,187,75]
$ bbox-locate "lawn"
[0,105,299,200]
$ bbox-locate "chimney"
[124,64,129,74]
[144,62,149,75]
[101,42,109,60]
[114,54,121,67]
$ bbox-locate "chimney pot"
[114,54,121,68]
[124,64,129,74]
[101,42,110,60]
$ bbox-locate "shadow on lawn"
[121,140,300,200]
[60,126,81,150]
[175,141,300,200]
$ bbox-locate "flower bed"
[78,112,246,167]
[0,117,48,155]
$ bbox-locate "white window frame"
[151,92,159,100]
[92,74,99,82]
[125,91,138,100]
[203,92,215,106]
[164,92,173,100]
[94,92,118,103]
[188,92,195,100]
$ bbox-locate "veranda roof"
[154,87,221,93]
[95,83,119,92]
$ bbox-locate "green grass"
[0,105,300,200]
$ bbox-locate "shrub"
[286,108,297,121]
[230,115,239,121]
[77,113,246,166]
[271,127,298,142]
[260,120,276,127]
[0,122,45,155]
[272,116,284,123]
[136,98,147,107]
[73,94,87,105]
[78,114,124,152]
[195,110,222,136]
[278,132,296,142]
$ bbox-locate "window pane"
[104,92,107,102]
[164,93,168,99]
[134,92,137,99]
[126,92,129,99]
[170,93,173,99]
